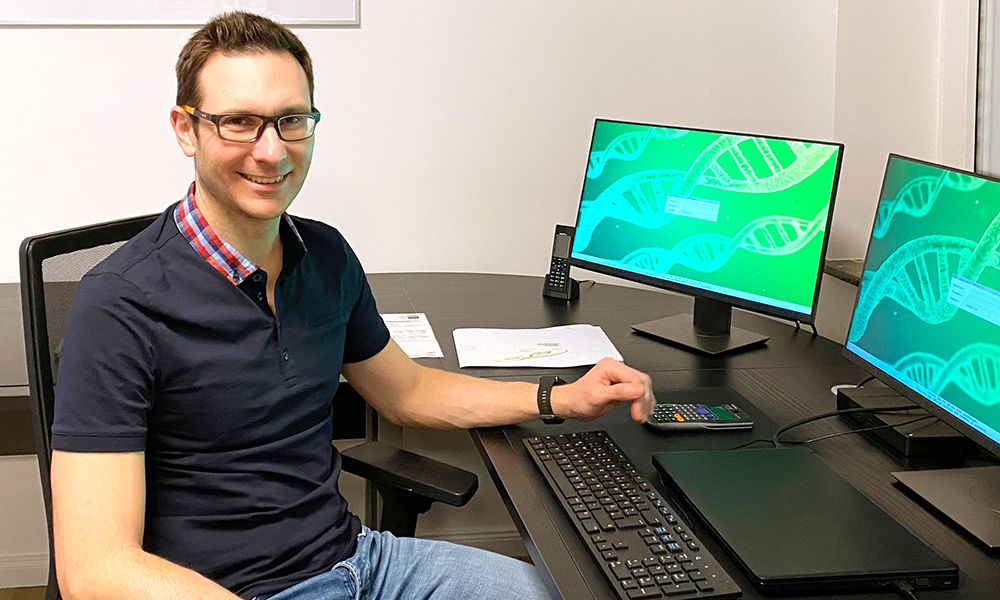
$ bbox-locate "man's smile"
[240,173,288,184]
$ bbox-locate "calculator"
[646,402,754,431]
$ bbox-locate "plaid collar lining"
[173,182,304,285]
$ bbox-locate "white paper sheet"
[380,313,444,358]
[452,324,623,368]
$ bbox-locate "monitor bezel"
[842,152,1000,460]
[568,118,844,325]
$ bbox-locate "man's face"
[173,51,314,223]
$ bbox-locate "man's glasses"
[183,106,321,143]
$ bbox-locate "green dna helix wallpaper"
[848,157,1000,437]
[572,120,841,314]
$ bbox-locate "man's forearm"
[387,367,540,429]
[61,546,240,600]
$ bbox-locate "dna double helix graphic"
[587,127,688,179]
[574,135,838,250]
[619,206,828,275]
[895,343,1000,406]
[873,171,987,239]
[849,211,1000,343]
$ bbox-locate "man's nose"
[251,122,287,163]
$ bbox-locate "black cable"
[794,320,801,330]
[857,375,875,387]
[728,438,775,450]
[772,405,921,448]
[891,580,919,600]
[809,323,818,336]
[786,415,936,445]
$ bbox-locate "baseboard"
[418,530,529,560]
[0,553,48,589]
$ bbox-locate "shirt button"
[256,292,264,301]
[252,272,263,283]
[283,351,289,361]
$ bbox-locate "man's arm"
[51,451,240,600]
[341,340,655,429]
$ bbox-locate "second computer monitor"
[569,119,843,355]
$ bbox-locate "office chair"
[20,215,478,600]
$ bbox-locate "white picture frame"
[0,0,359,27]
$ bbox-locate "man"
[50,11,655,600]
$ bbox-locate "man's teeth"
[243,174,286,184]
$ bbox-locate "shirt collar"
[173,182,306,286]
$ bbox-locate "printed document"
[452,324,623,368]
[380,313,444,358]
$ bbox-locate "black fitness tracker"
[537,375,566,424]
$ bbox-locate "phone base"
[542,277,580,301]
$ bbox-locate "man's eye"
[220,116,256,130]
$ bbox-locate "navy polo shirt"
[51,202,391,599]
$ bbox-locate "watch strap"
[537,375,566,424]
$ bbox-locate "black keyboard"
[523,431,740,599]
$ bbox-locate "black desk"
[367,273,999,600]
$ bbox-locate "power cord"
[829,374,876,396]
[728,411,935,450]
[771,405,923,448]
[891,580,919,600]
[786,415,936,445]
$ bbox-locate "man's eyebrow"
[212,105,313,115]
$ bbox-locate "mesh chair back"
[19,215,157,600]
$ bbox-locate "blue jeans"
[261,528,555,600]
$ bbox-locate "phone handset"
[542,224,580,301]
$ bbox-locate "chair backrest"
[19,215,157,599]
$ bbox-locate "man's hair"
[176,11,314,109]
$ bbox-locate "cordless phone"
[542,224,580,300]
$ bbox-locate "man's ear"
[170,106,198,158]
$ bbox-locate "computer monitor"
[844,154,1000,548]
[569,119,843,355]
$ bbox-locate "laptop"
[652,447,959,594]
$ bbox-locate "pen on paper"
[493,348,569,362]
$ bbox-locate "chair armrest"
[340,442,478,507]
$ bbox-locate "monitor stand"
[893,466,1000,550]
[632,297,769,356]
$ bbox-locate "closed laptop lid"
[652,447,957,592]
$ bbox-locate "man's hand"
[551,357,655,423]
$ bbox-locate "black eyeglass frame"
[183,105,322,143]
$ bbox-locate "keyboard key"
[627,587,662,599]
[664,582,697,596]
[593,510,617,532]
[611,561,631,580]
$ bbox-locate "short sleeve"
[341,243,391,364]
[51,272,158,452]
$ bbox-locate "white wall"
[1,0,841,283]
[829,0,978,259]
[0,0,979,588]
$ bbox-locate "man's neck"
[194,190,283,272]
